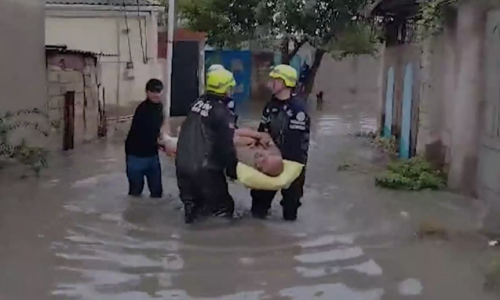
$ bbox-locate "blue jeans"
[126,155,163,198]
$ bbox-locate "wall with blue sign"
[205,50,252,112]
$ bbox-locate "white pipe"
[164,0,175,118]
[45,4,164,12]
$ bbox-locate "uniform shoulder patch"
[296,111,306,122]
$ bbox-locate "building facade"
[45,0,163,118]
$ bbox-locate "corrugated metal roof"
[46,0,159,6]
[45,45,118,57]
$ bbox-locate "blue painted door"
[399,63,414,159]
[205,50,252,113]
[383,67,395,138]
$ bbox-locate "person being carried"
[233,128,284,177]
[161,126,284,178]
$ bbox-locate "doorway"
[170,41,200,117]
[63,91,75,151]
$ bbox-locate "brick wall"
[46,58,100,149]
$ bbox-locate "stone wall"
[46,58,100,149]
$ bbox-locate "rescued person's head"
[146,79,164,103]
[255,151,284,177]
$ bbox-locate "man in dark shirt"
[125,79,165,198]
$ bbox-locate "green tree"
[269,0,378,95]
[179,0,378,96]
[179,0,264,48]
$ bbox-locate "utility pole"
[164,0,175,118]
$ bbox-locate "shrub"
[375,156,446,191]
[0,108,49,176]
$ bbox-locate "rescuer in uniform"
[250,64,311,221]
[175,68,239,224]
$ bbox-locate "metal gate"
[171,41,200,117]
[479,9,500,229]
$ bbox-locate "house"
[0,0,45,114]
[45,0,164,119]
[373,0,500,229]
[46,46,104,150]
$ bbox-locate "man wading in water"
[125,79,165,198]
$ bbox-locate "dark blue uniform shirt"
[257,96,310,164]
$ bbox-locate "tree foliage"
[177,0,378,95]
[179,0,376,50]
[179,0,264,48]
[415,0,459,40]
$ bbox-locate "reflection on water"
[44,98,387,300]
[0,94,494,300]
[0,96,428,300]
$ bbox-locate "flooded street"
[0,94,496,300]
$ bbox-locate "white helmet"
[208,64,225,73]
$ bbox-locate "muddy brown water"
[0,93,497,300]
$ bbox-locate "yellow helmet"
[206,69,236,95]
[269,64,298,88]
[208,64,225,72]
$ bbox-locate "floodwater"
[0,93,497,300]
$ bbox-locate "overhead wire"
[122,0,133,63]
[136,0,148,63]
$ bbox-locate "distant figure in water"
[316,91,324,111]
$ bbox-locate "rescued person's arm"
[234,128,272,146]
[158,116,177,156]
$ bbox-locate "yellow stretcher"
[236,160,304,191]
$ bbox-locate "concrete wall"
[380,2,493,201]
[415,35,450,168]
[299,43,380,104]
[0,0,45,113]
[0,0,47,151]
[478,6,500,231]
[45,8,162,118]
[248,43,380,111]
